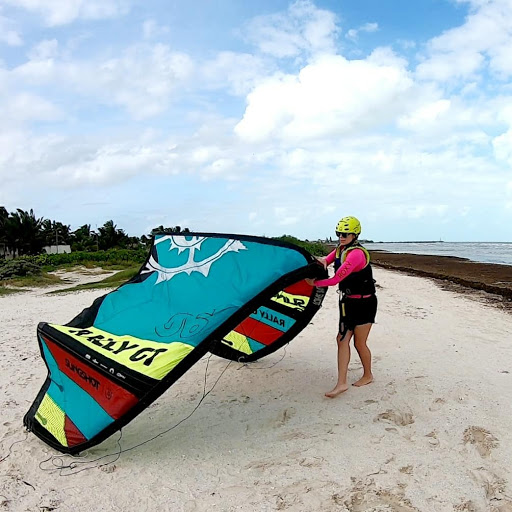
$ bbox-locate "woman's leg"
[352,323,373,387]
[325,330,353,398]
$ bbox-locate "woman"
[306,216,377,398]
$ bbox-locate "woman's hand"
[305,278,316,287]
[315,256,327,269]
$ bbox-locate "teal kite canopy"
[24,233,328,454]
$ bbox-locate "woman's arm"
[314,248,336,269]
[311,248,367,287]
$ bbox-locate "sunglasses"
[336,232,353,238]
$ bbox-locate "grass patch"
[2,273,63,288]
[0,285,24,296]
[48,267,140,294]
[41,262,137,274]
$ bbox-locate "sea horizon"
[362,241,512,266]
[365,240,512,244]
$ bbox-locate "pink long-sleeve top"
[314,247,367,288]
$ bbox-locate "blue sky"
[0,0,511,242]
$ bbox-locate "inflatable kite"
[24,233,328,454]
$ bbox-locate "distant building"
[43,245,72,254]
[1,245,72,259]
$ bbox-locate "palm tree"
[150,225,191,235]
[41,220,71,247]
[98,220,129,250]
[70,224,97,251]
[0,206,9,257]
[7,209,45,255]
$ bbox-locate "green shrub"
[273,235,329,257]
[0,249,147,279]
[0,259,42,279]
[34,249,147,268]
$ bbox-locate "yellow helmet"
[336,216,361,235]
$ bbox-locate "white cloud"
[346,22,378,41]
[51,143,177,186]
[14,43,194,119]
[200,52,271,96]
[416,50,484,82]
[0,116,249,190]
[244,0,338,58]
[273,207,299,226]
[142,19,170,40]
[0,13,22,46]
[235,53,413,142]
[28,39,59,60]
[0,72,62,128]
[5,93,61,123]
[367,46,408,68]
[404,204,449,219]
[398,99,451,130]
[416,0,512,82]
[493,129,512,165]
[90,45,194,118]
[3,0,129,26]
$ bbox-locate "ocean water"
[364,242,512,266]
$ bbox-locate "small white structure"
[0,244,17,259]
[44,245,72,254]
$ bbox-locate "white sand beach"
[1,268,511,512]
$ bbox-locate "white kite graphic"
[142,235,247,284]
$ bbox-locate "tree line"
[0,207,189,257]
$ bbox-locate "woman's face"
[337,232,356,246]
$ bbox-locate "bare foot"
[353,375,374,387]
[325,385,349,398]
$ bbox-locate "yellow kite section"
[222,331,252,355]
[35,394,68,447]
[50,325,194,380]
[271,291,310,311]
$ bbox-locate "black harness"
[334,242,376,296]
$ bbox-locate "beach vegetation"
[1,207,332,280]
[0,207,196,261]
[2,273,63,288]
[47,266,141,294]
[0,285,23,296]
[0,258,42,279]
[0,248,145,284]
[274,235,329,256]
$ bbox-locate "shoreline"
[369,251,512,307]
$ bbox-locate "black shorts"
[339,295,377,336]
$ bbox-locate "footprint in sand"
[463,426,498,457]
[280,430,311,440]
[425,430,439,447]
[100,464,117,473]
[337,479,421,512]
[470,467,512,510]
[374,410,415,427]
[385,381,397,396]
[275,407,296,427]
[454,501,478,512]
[298,456,324,468]
[399,465,414,475]
[429,398,446,412]
[403,307,429,319]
